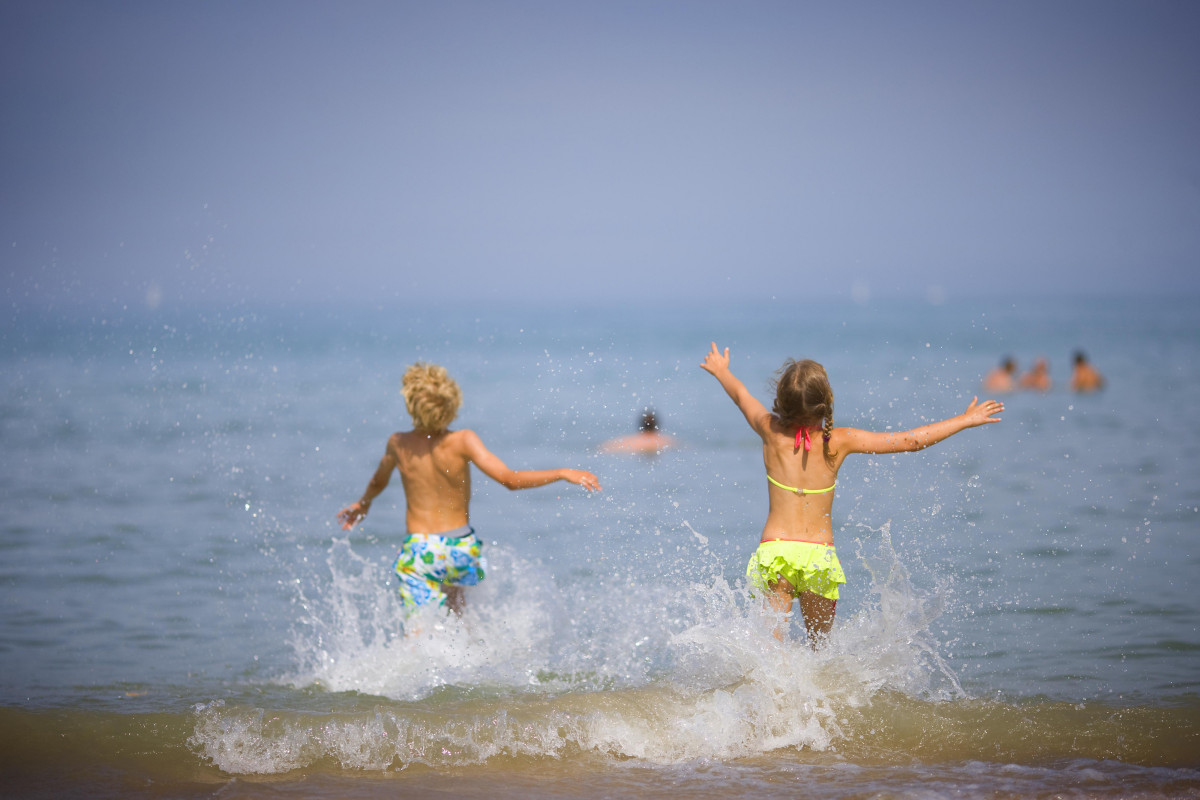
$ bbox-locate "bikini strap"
[795,426,812,451]
[796,424,832,451]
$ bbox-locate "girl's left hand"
[963,397,1004,426]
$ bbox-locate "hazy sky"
[3,0,1198,311]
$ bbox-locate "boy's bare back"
[338,425,600,533]
[390,429,475,534]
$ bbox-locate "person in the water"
[982,357,1017,393]
[598,409,676,454]
[1018,357,1052,392]
[1070,350,1106,393]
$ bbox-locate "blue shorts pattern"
[393,526,486,608]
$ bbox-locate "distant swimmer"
[1070,350,1106,393]
[337,362,600,615]
[599,409,676,454]
[1018,357,1052,392]
[701,342,1002,648]
[982,357,1017,393]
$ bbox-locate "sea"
[1,296,1197,799]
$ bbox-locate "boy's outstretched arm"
[700,342,771,434]
[336,445,397,530]
[463,430,601,492]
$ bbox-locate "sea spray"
[191,521,973,773]
[285,538,562,699]
[833,521,966,700]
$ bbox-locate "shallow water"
[1,297,1197,797]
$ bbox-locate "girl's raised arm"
[839,397,1003,456]
[701,342,772,435]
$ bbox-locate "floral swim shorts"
[393,525,486,608]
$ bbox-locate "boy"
[337,362,600,613]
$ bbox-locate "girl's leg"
[797,591,836,648]
[765,578,796,641]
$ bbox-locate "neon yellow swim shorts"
[746,539,846,601]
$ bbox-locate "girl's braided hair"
[771,358,836,466]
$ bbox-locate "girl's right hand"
[963,397,1004,427]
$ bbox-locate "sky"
[2,0,1198,312]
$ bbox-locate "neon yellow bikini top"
[767,475,837,495]
[767,424,836,494]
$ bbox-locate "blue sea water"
[0,296,1198,798]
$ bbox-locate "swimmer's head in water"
[772,359,834,443]
[401,362,461,432]
[640,410,659,432]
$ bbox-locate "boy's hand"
[700,342,730,376]
[962,397,1004,427]
[562,469,602,492]
[337,502,368,530]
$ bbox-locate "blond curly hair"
[401,362,461,432]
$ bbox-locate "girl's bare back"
[759,416,841,544]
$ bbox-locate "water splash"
[283,538,561,699]
[835,521,965,700]
[192,524,965,773]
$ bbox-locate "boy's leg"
[443,585,466,616]
[798,590,836,648]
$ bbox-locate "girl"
[701,342,1003,645]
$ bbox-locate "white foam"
[191,525,964,773]
[282,538,560,699]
